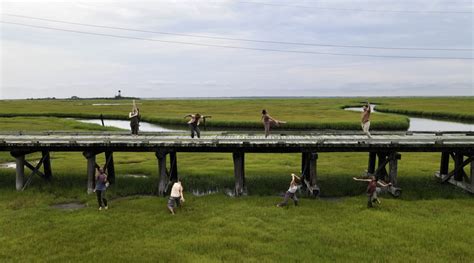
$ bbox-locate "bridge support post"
[233,152,245,196]
[105,151,115,184]
[435,152,474,193]
[453,152,466,182]
[364,152,401,197]
[376,153,389,181]
[14,154,25,191]
[169,152,178,182]
[471,157,474,190]
[388,153,401,187]
[83,152,97,194]
[301,152,309,179]
[156,151,169,196]
[440,152,450,176]
[368,152,376,175]
[301,152,320,197]
[42,151,52,181]
[11,151,52,191]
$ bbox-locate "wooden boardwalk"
[1,131,473,196]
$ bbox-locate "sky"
[0,0,473,99]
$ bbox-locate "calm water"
[76,105,474,132]
[344,106,473,132]
[76,119,185,132]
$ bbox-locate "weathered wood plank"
[105,151,115,184]
[389,153,400,187]
[42,151,52,180]
[15,155,25,191]
[233,152,245,196]
[169,152,178,182]
[440,152,450,176]
[85,152,96,194]
[368,152,376,175]
[156,151,168,196]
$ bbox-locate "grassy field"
[0,117,122,132]
[0,150,473,262]
[0,98,410,130]
[374,97,474,122]
[0,98,473,262]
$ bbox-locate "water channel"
[76,105,474,132]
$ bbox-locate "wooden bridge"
[1,131,473,196]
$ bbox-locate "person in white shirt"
[167,181,185,215]
[277,173,301,207]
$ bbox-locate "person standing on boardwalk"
[353,176,391,208]
[184,113,211,138]
[129,100,140,135]
[361,102,372,138]
[94,167,109,211]
[167,180,185,215]
[261,109,286,138]
[277,173,301,207]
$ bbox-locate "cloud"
[1,0,472,99]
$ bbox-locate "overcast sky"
[0,0,473,99]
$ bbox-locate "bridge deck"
[1,132,473,153]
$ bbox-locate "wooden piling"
[105,151,115,184]
[377,153,389,180]
[471,156,474,189]
[301,152,309,180]
[440,152,450,176]
[453,152,464,181]
[308,153,318,187]
[233,152,245,196]
[368,152,376,175]
[388,153,401,187]
[83,152,96,194]
[169,152,178,182]
[15,155,25,191]
[42,151,52,180]
[156,151,169,196]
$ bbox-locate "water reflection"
[344,105,473,132]
[76,119,185,132]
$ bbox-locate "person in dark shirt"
[94,167,109,211]
[184,113,211,138]
[129,108,140,135]
[353,176,391,208]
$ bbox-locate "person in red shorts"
[353,176,391,208]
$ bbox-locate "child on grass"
[353,176,391,208]
[277,173,301,207]
[94,167,109,211]
[167,180,185,215]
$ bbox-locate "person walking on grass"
[277,173,301,207]
[184,113,211,138]
[167,180,185,215]
[261,109,286,138]
[361,101,372,138]
[353,176,391,208]
[129,100,140,135]
[94,167,109,211]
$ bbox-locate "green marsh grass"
[0,98,411,130]
[0,98,473,261]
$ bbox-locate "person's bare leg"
[168,206,175,215]
[265,123,270,138]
